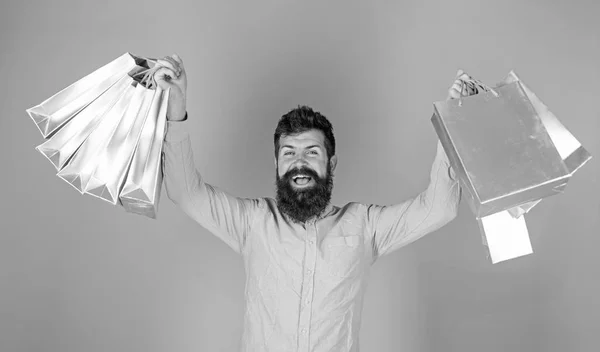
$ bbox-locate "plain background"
[1,0,598,351]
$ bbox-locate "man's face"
[275,129,337,224]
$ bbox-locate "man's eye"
[283,150,317,156]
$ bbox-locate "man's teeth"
[293,176,311,185]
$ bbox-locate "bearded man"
[155,54,466,352]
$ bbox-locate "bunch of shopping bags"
[27,53,169,219]
[432,70,592,263]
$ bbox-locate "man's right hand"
[154,54,188,121]
[447,69,492,101]
[447,69,475,101]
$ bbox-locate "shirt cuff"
[164,113,190,144]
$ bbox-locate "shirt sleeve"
[162,118,261,254]
[366,141,461,260]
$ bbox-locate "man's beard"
[275,161,334,224]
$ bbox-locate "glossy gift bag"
[27,53,150,138]
[27,53,170,219]
[119,88,169,219]
[431,71,591,263]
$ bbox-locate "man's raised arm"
[366,72,476,260]
[366,141,461,259]
[156,54,260,255]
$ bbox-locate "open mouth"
[292,175,313,186]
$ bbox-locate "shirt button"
[301,328,307,334]
[305,298,311,305]
[309,239,315,245]
[307,269,312,275]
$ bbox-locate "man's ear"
[330,155,338,173]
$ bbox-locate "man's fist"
[447,69,479,101]
[154,54,187,121]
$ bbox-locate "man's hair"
[274,105,336,162]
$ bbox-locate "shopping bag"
[432,78,572,219]
[477,210,533,263]
[56,79,138,192]
[431,70,591,263]
[498,71,592,179]
[27,52,172,219]
[27,53,149,138]
[119,88,170,219]
[500,71,592,219]
[35,74,138,171]
[83,83,156,204]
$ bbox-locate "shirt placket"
[297,218,317,352]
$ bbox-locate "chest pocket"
[323,235,364,278]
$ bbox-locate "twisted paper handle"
[131,57,161,89]
[456,71,500,106]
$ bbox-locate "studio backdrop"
[0,0,598,351]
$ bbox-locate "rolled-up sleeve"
[162,118,260,254]
[367,141,461,260]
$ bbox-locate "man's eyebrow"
[281,144,322,150]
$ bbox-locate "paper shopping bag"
[499,71,592,218]
[432,80,572,219]
[83,83,156,204]
[28,52,170,219]
[477,210,533,264]
[35,74,138,171]
[432,70,592,263]
[27,53,150,138]
[119,88,170,219]
[499,71,592,178]
[56,80,138,192]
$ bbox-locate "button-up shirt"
[162,119,461,352]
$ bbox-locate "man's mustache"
[284,167,319,180]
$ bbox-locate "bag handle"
[456,72,500,106]
[131,57,161,89]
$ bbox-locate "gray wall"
[1,0,598,351]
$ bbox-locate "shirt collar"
[310,203,335,223]
[322,203,335,219]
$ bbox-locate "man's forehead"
[280,130,325,145]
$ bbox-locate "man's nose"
[292,153,309,165]
[291,156,311,172]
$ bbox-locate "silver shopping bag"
[35,74,138,171]
[28,52,170,219]
[56,80,138,192]
[119,88,170,219]
[433,79,576,219]
[499,72,592,188]
[432,71,591,263]
[499,71,592,217]
[27,53,149,138]
[83,83,156,204]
